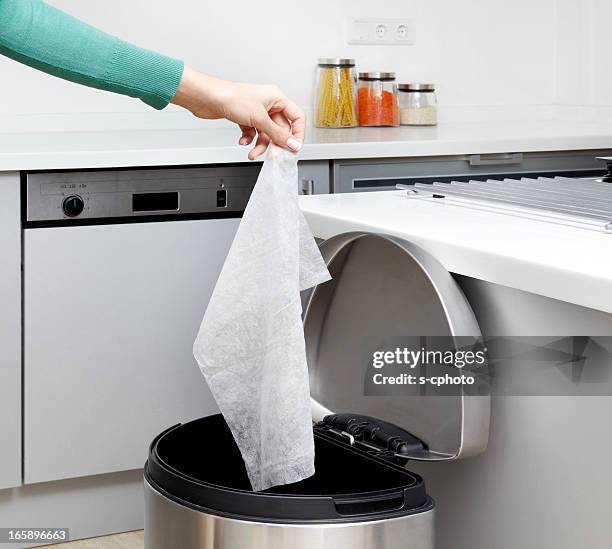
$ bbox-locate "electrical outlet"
[347,18,415,45]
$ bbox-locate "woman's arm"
[0,0,304,156]
[0,0,183,109]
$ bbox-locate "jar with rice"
[398,83,438,126]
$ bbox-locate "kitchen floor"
[40,531,143,549]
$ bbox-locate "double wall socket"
[347,18,415,46]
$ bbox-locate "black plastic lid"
[145,414,432,524]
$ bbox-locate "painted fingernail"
[287,137,302,152]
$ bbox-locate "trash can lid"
[145,414,433,524]
[303,232,490,461]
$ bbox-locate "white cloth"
[193,146,331,491]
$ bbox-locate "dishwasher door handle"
[469,153,523,166]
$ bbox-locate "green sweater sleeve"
[0,0,184,109]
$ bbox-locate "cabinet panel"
[0,172,22,489]
[298,160,330,195]
[333,150,612,193]
[24,219,238,483]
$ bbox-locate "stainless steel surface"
[303,232,490,460]
[408,176,612,232]
[26,166,260,222]
[359,72,396,80]
[398,84,435,91]
[144,481,435,549]
[469,153,524,166]
[318,58,356,66]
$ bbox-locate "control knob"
[62,195,85,217]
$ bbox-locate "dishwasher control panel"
[25,165,261,223]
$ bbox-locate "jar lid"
[398,83,436,92]
[359,72,396,81]
[318,58,356,67]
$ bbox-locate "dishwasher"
[22,165,261,485]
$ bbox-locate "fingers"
[238,125,256,146]
[239,89,306,159]
[254,109,301,153]
[270,111,291,131]
[248,131,270,161]
[248,113,292,159]
[280,99,306,145]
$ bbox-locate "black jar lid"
[145,414,432,524]
[318,58,356,67]
[398,83,436,92]
[359,71,396,81]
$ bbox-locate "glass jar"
[314,58,358,128]
[357,72,399,127]
[398,84,438,126]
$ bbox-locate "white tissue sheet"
[193,146,331,492]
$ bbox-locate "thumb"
[255,111,302,152]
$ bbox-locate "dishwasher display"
[25,165,261,223]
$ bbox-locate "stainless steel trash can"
[144,232,490,549]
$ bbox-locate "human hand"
[171,65,305,160]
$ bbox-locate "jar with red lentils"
[357,72,399,127]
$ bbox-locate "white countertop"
[5,107,611,312]
[299,190,612,314]
[2,106,612,171]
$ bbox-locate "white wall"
[555,0,612,106]
[588,0,612,105]
[0,0,558,116]
[555,0,591,105]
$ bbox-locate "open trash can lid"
[145,414,433,524]
[303,232,490,461]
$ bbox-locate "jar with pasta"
[357,72,399,127]
[314,58,358,128]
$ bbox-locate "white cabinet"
[0,173,22,490]
[23,219,238,483]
